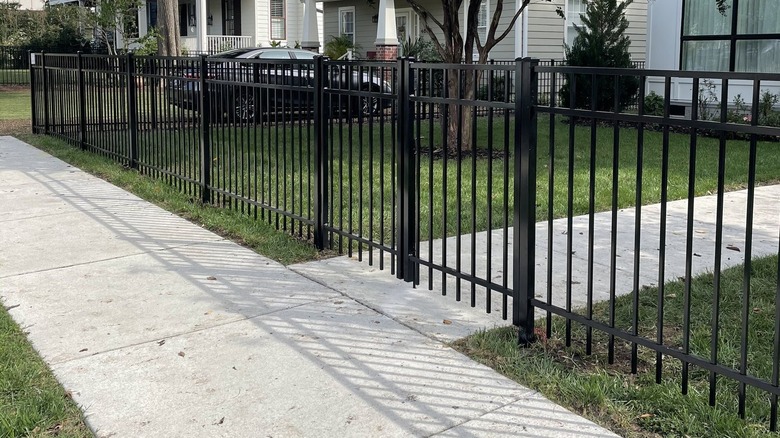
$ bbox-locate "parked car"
[167,47,393,121]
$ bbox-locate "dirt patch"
[0,85,30,93]
[0,119,31,135]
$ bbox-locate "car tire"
[357,85,381,118]
[233,93,256,122]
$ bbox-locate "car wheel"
[358,86,380,117]
[233,93,256,122]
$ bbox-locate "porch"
[176,0,256,53]
[181,35,255,54]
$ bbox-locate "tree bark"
[157,0,179,56]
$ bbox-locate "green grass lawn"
[0,69,30,86]
[0,88,31,121]
[75,115,780,253]
[454,255,780,437]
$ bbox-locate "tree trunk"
[445,69,477,153]
[157,0,179,56]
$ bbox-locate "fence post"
[77,51,87,150]
[396,57,417,282]
[313,55,328,250]
[41,51,49,135]
[29,51,37,133]
[199,55,212,204]
[127,53,139,168]
[513,57,539,345]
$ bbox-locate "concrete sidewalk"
[293,182,780,344]
[0,136,616,437]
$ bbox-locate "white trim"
[514,2,528,58]
[522,6,528,57]
[473,0,488,60]
[395,8,418,42]
[563,0,587,57]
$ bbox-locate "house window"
[178,3,189,36]
[339,7,355,45]
[270,0,285,40]
[477,1,488,43]
[682,0,780,73]
[565,0,587,47]
[223,0,236,36]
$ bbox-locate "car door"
[289,50,317,108]
[254,50,291,112]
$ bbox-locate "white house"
[320,0,647,61]
[647,0,779,105]
[48,0,325,54]
[9,0,47,10]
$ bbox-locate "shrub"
[399,36,440,61]
[133,27,159,56]
[477,74,512,102]
[323,35,361,60]
[644,91,664,116]
[759,90,780,119]
[559,0,639,111]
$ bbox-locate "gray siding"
[324,0,450,58]
[527,0,647,62]
[526,1,564,60]
[324,0,647,61]
[483,0,517,61]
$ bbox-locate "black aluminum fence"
[31,53,780,430]
[0,46,30,85]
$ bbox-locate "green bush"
[559,0,639,111]
[133,27,159,56]
[399,36,440,61]
[323,35,361,60]
[477,74,512,102]
[644,91,664,116]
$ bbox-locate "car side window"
[256,51,291,59]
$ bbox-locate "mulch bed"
[414,145,509,160]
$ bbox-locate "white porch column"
[301,0,320,52]
[196,0,208,52]
[375,0,398,60]
[514,2,528,58]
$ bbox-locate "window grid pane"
[270,0,285,39]
[340,9,355,44]
[683,0,732,36]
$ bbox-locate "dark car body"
[167,47,393,121]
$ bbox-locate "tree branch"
[487,0,530,51]
[406,0,447,55]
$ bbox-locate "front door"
[396,9,418,55]
[222,0,241,35]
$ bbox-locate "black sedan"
[167,47,394,121]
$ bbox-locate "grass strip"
[454,255,780,438]
[0,306,92,438]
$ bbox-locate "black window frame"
[680,0,780,72]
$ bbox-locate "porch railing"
[207,35,254,53]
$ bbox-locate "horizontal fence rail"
[30,52,780,431]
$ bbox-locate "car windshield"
[209,48,257,58]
